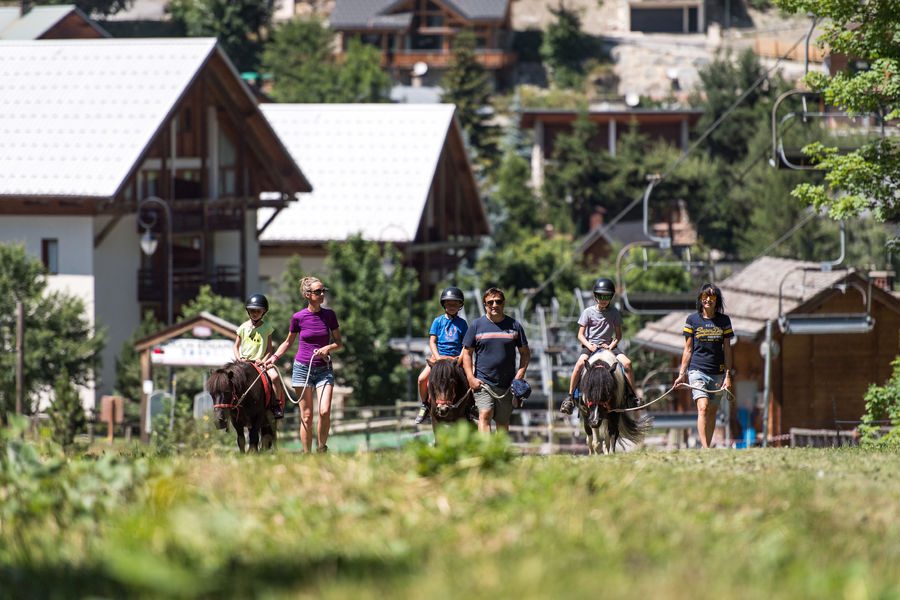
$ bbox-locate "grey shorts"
[581,346,624,357]
[473,384,514,425]
[292,360,334,389]
[688,370,725,404]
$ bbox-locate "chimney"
[20,0,33,15]
[589,206,607,231]
[869,270,896,292]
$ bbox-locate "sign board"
[193,391,214,419]
[100,395,125,424]
[150,338,234,367]
[145,391,172,433]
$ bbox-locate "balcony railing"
[138,265,242,304]
[377,49,516,70]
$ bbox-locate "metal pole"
[406,283,413,405]
[761,320,773,448]
[15,300,24,415]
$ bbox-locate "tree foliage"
[168,0,274,73]
[0,244,105,416]
[47,371,86,449]
[36,0,132,16]
[776,0,900,247]
[114,311,164,419]
[324,236,419,404]
[442,30,500,174]
[859,356,900,448]
[179,284,245,326]
[540,1,590,88]
[263,19,390,103]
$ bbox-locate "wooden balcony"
[365,49,516,71]
[138,265,242,304]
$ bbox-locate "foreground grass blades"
[3,440,900,598]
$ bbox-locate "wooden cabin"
[0,4,109,39]
[257,103,489,299]
[0,38,311,402]
[329,0,516,86]
[634,257,900,442]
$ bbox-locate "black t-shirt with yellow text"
[683,312,734,374]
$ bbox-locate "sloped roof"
[258,103,468,244]
[0,38,310,200]
[0,38,217,197]
[330,0,508,29]
[633,256,870,353]
[0,5,108,39]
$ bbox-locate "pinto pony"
[207,361,277,453]
[426,358,476,436]
[578,349,649,455]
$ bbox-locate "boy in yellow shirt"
[233,294,285,419]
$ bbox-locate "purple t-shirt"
[290,307,340,367]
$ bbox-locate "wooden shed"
[635,257,900,442]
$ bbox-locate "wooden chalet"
[522,108,704,190]
[329,0,516,85]
[634,257,900,443]
[0,4,109,39]
[257,103,489,298]
[0,38,311,400]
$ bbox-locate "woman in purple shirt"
[268,276,343,453]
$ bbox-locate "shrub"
[47,371,86,449]
[859,356,900,447]
[410,422,515,476]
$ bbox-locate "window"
[41,239,59,274]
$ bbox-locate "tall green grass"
[2,424,899,599]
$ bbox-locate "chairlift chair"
[615,240,710,314]
[776,261,875,335]
[770,90,884,170]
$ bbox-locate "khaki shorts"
[473,384,514,425]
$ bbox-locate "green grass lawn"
[3,434,900,599]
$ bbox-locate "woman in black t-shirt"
[674,283,734,448]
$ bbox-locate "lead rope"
[607,382,735,413]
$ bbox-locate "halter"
[212,364,267,420]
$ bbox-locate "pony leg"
[249,427,260,453]
[236,428,247,454]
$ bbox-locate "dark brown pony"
[578,350,650,455]
[426,359,476,436]
[207,361,277,453]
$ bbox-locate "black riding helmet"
[245,293,269,312]
[439,286,465,307]
[593,278,616,296]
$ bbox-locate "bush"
[151,395,224,455]
[410,422,515,476]
[859,356,900,447]
[47,371,86,449]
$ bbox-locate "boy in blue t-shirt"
[414,287,469,424]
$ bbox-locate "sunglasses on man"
[485,299,504,307]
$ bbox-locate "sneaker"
[414,402,430,424]
[560,395,575,415]
[316,445,328,453]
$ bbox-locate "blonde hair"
[299,276,322,297]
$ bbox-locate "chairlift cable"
[523,29,812,304]
[750,210,818,262]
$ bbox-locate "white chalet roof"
[0,37,218,198]
[0,5,106,40]
[259,103,457,243]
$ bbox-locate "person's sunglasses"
[595,294,613,301]
[310,288,327,296]
[485,299,504,306]
[702,293,717,300]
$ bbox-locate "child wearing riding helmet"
[414,286,469,424]
[560,277,635,415]
[233,294,285,419]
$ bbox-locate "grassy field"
[3,428,900,599]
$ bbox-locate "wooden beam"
[93,214,123,249]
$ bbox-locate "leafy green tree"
[442,30,500,174]
[325,236,418,404]
[491,148,543,245]
[47,371,86,450]
[540,1,590,88]
[266,255,307,346]
[263,19,390,103]
[168,0,274,73]
[775,0,900,248]
[0,244,105,416]
[36,0,132,16]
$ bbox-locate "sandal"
[316,445,328,453]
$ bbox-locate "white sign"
[150,338,234,367]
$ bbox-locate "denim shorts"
[688,370,725,404]
[473,384,514,425]
[292,360,334,389]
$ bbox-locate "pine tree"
[540,1,590,89]
[441,30,500,174]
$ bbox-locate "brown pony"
[578,350,650,455]
[207,361,277,453]
[426,358,476,436]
